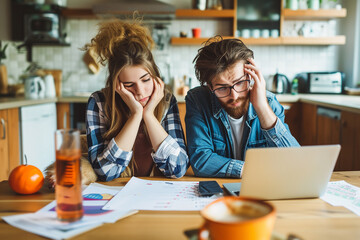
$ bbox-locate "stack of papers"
[321,180,360,215]
[103,177,219,211]
[3,183,138,240]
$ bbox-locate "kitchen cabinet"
[317,108,360,171]
[316,107,341,145]
[57,102,87,133]
[282,102,301,141]
[299,102,317,145]
[338,111,360,171]
[56,103,70,129]
[0,108,20,181]
[20,103,57,173]
[298,102,360,171]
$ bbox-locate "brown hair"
[193,36,254,87]
[83,19,169,141]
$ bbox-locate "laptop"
[223,145,341,200]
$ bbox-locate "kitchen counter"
[0,94,359,113]
[0,97,57,110]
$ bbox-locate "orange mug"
[192,28,201,38]
[198,196,276,240]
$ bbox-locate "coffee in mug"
[199,196,276,240]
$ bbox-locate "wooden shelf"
[241,37,282,45]
[281,36,346,45]
[171,37,282,45]
[171,36,236,45]
[175,9,235,18]
[61,8,96,19]
[283,8,347,20]
[171,36,346,45]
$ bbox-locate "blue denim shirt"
[185,86,300,178]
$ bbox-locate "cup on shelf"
[193,0,207,10]
[192,28,201,38]
[268,13,280,21]
[309,0,320,10]
[241,29,251,38]
[298,0,308,9]
[270,29,279,38]
[261,29,270,38]
[287,0,298,10]
[251,29,261,38]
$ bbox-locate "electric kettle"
[44,74,56,98]
[271,73,290,94]
[24,76,45,99]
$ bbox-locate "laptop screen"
[223,145,340,200]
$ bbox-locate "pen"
[165,182,173,185]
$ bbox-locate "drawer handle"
[1,118,5,140]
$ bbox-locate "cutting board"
[0,64,8,94]
[42,69,62,97]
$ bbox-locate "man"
[185,37,299,178]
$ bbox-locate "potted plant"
[0,41,9,94]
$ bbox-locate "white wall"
[339,0,360,87]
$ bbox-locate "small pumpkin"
[9,164,44,195]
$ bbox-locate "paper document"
[3,183,137,240]
[103,177,219,211]
[321,180,360,216]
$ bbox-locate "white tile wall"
[3,18,341,94]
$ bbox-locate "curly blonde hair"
[84,19,169,141]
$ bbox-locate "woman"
[84,19,188,181]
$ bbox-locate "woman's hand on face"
[143,77,165,117]
[244,58,268,111]
[116,81,143,116]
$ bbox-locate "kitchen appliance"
[10,2,66,43]
[24,75,45,99]
[42,69,62,97]
[24,12,62,43]
[271,73,290,94]
[44,74,56,98]
[295,71,344,94]
[20,103,57,173]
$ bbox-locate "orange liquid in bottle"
[55,150,83,222]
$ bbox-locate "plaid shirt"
[86,91,189,181]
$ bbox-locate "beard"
[221,92,250,119]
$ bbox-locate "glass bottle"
[291,78,299,95]
[55,129,83,222]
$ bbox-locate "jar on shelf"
[287,0,298,10]
[309,0,320,10]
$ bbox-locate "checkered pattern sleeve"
[152,95,189,178]
[86,91,133,181]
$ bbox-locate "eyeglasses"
[212,78,251,98]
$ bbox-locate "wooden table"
[1,171,360,240]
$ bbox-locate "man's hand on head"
[245,58,277,130]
